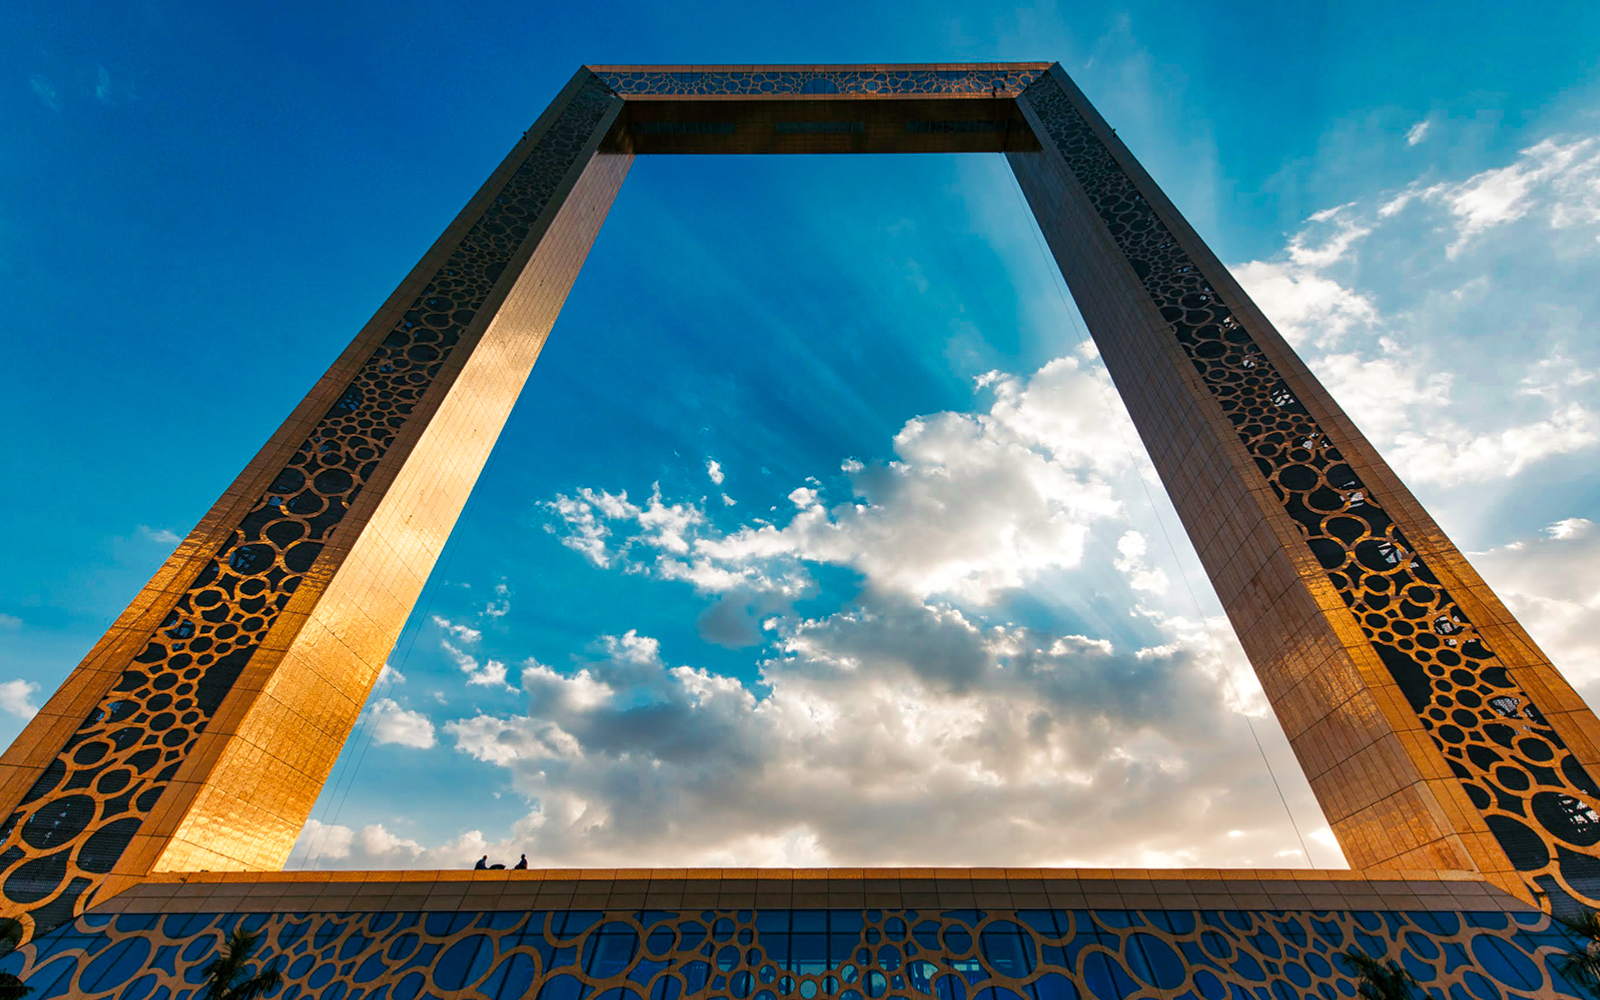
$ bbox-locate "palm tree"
[1339,948,1420,1000]
[200,927,283,1000]
[1556,908,1600,998]
[0,917,30,999]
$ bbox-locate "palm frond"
[201,928,266,1000]
[226,960,284,1000]
[1339,948,1419,1000]
[0,919,24,958]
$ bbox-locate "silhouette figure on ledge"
[490,863,506,869]
[514,854,528,870]
[474,855,488,870]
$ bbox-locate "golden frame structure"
[4,62,1599,945]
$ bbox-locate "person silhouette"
[513,854,528,870]
[474,855,488,870]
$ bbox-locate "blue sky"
[5,2,1600,871]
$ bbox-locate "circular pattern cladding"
[597,68,1043,98]
[2,905,1580,1000]
[0,77,619,940]
[1021,70,1600,913]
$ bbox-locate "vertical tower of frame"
[1011,65,1600,913]
[0,71,629,938]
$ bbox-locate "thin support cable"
[301,442,502,870]
[1002,156,1319,868]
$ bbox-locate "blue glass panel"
[307,961,338,989]
[1410,912,1462,937]
[943,926,973,956]
[830,933,857,962]
[1081,952,1138,1000]
[630,957,668,986]
[434,934,492,992]
[538,973,590,1000]
[793,912,827,933]
[790,933,826,974]
[391,971,424,1000]
[650,975,683,1000]
[1469,934,1540,990]
[555,912,603,939]
[979,923,1033,977]
[80,935,152,993]
[1194,969,1227,1000]
[1032,972,1081,1000]
[26,955,81,1000]
[1127,933,1184,990]
[1461,969,1503,1000]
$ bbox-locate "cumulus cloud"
[1387,402,1600,486]
[432,615,482,644]
[1230,208,1379,349]
[484,582,511,619]
[287,819,440,870]
[707,459,725,485]
[1234,138,1600,486]
[1471,518,1600,698]
[366,698,436,748]
[408,344,1343,870]
[545,357,1134,606]
[442,640,512,690]
[437,603,1324,868]
[1424,138,1600,254]
[0,680,39,721]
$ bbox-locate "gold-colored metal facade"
[3,62,1597,940]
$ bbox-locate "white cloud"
[433,602,1328,868]
[1405,119,1431,146]
[28,75,58,112]
[431,615,481,644]
[377,663,405,684]
[1387,402,1600,487]
[1113,530,1169,595]
[545,357,1134,606]
[366,698,436,748]
[1233,144,1600,487]
[0,680,39,721]
[1230,206,1379,350]
[1423,137,1600,255]
[484,581,510,618]
[1546,517,1593,540]
[707,459,725,485]
[442,640,512,690]
[286,819,441,869]
[138,525,180,545]
[0,614,20,631]
[1471,519,1600,698]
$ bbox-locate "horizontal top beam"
[588,63,1055,101]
